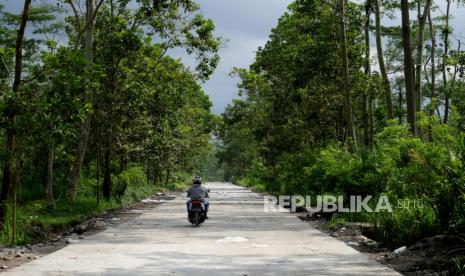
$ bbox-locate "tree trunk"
[0,119,15,231]
[120,155,127,173]
[415,0,431,113]
[401,0,417,135]
[427,9,437,142]
[165,169,171,186]
[102,138,112,200]
[158,173,163,186]
[68,0,96,201]
[146,160,151,182]
[450,41,461,113]
[11,145,21,245]
[398,86,404,124]
[363,0,372,148]
[428,9,436,117]
[0,0,32,231]
[374,0,394,120]
[96,144,100,205]
[338,0,356,147]
[443,0,451,124]
[46,130,56,208]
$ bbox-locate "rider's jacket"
[187,184,209,200]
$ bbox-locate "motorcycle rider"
[186,176,209,219]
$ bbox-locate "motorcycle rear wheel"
[194,212,200,227]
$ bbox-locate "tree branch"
[72,0,106,49]
[68,0,82,22]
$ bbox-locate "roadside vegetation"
[218,0,465,271]
[0,0,221,245]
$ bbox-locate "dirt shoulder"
[297,213,461,276]
[0,192,178,272]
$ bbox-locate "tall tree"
[442,0,451,124]
[374,0,394,120]
[363,0,373,147]
[428,9,437,117]
[401,0,417,135]
[91,1,220,199]
[414,0,432,113]
[65,0,219,201]
[338,0,356,145]
[0,0,32,230]
[426,9,437,141]
[67,0,100,201]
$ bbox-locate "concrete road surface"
[4,183,400,275]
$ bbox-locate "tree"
[66,0,102,202]
[374,0,394,120]
[0,0,32,231]
[219,0,465,249]
[401,0,417,135]
[442,0,451,124]
[363,0,373,147]
[414,0,432,113]
[0,0,219,242]
[426,8,438,140]
[88,1,220,199]
[338,0,356,146]
[220,0,366,184]
[32,47,94,207]
[65,0,220,201]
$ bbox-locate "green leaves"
[220,0,368,182]
[0,0,219,212]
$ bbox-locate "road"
[5,183,399,275]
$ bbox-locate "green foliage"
[0,0,221,244]
[1,197,119,245]
[364,203,438,246]
[325,215,348,231]
[303,145,379,197]
[218,0,465,252]
[117,167,152,207]
[238,161,268,193]
[452,256,465,275]
[225,118,465,245]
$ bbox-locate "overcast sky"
[171,0,294,114]
[1,0,464,114]
[185,0,293,114]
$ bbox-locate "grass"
[237,176,268,193]
[325,214,347,231]
[1,197,121,245]
[1,168,193,245]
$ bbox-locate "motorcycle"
[187,199,206,227]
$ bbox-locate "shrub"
[304,145,380,197]
[364,202,439,246]
[117,167,154,206]
[229,120,465,244]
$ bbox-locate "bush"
[229,120,465,244]
[363,203,438,246]
[235,161,268,193]
[274,148,316,195]
[163,171,192,191]
[304,145,381,197]
[117,167,154,206]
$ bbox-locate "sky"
[1,0,464,114]
[168,0,294,114]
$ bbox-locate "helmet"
[193,175,202,184]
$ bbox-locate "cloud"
[180,0,293,114]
